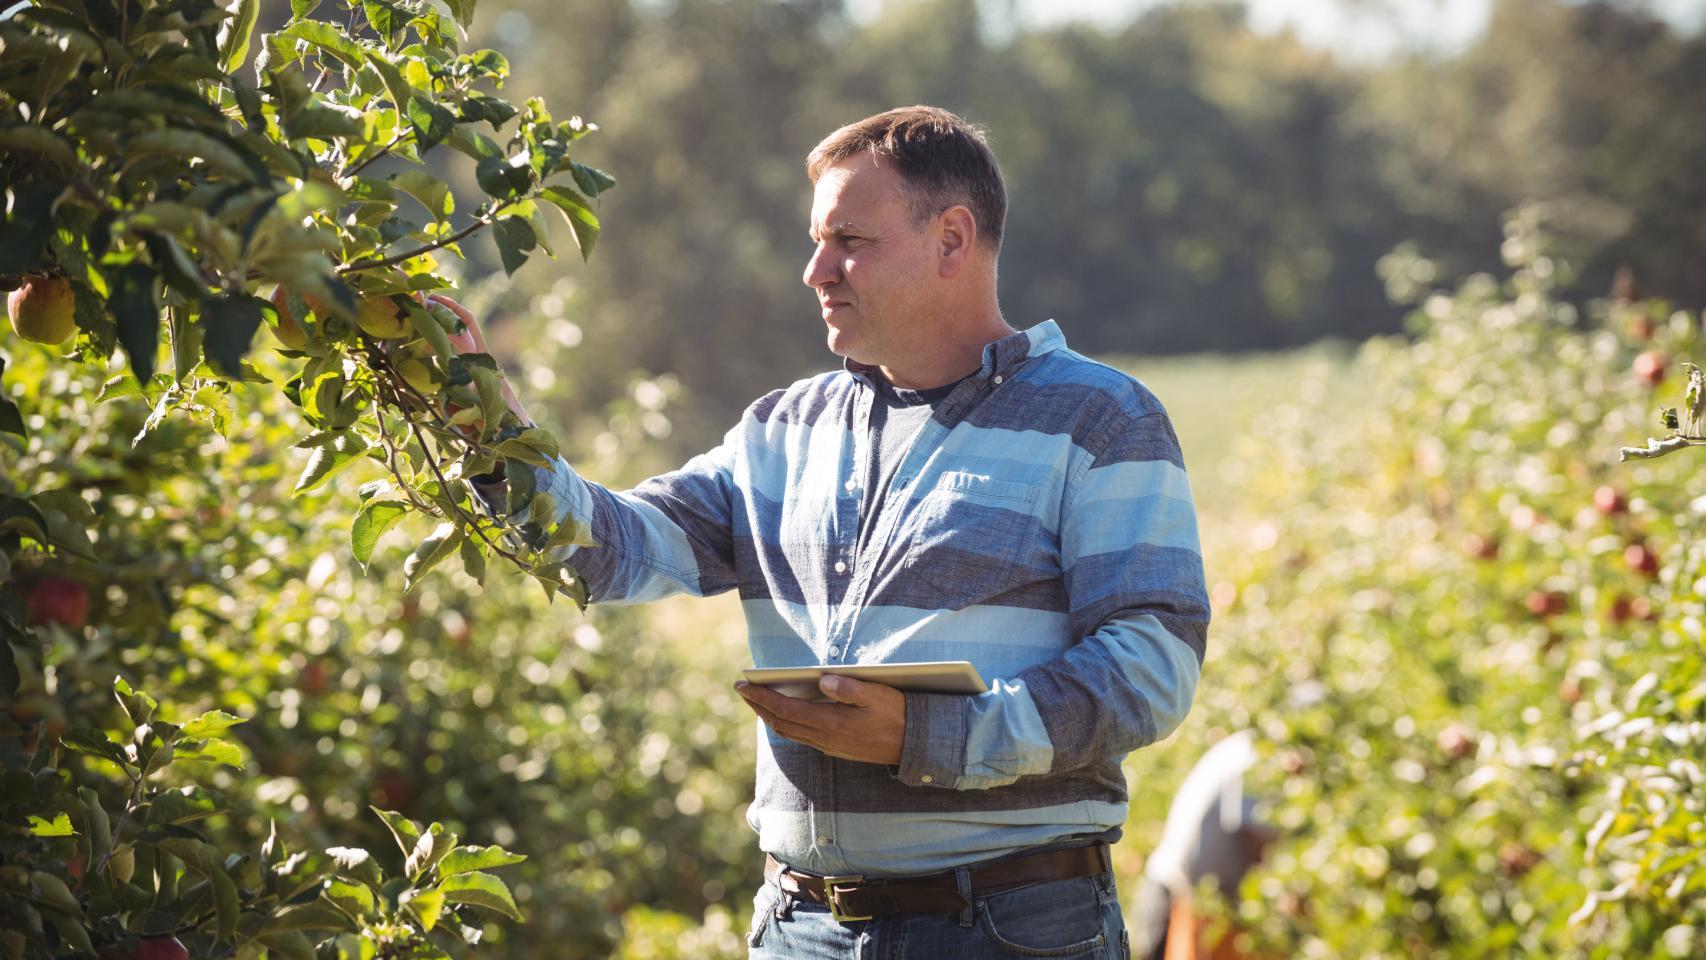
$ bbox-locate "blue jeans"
[746,866,1130,958]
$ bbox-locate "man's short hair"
[806,105,1007,254]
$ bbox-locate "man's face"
[802,154,938,367]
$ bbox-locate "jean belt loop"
[954,864,974,928]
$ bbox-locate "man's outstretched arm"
[439,296,745,604]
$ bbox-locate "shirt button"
[829,645,840,656]
[993,375,1004,385]
[817,835,832,845]
[920,774,933,784]
[844,478,857,491]
[834,560,847,574]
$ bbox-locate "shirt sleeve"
[470,419,744,604]
[895,408,1209,790]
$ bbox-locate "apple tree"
[0,0,628,954]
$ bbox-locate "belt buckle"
[820,874,872,923]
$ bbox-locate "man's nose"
[802,242,837,290]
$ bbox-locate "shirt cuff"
[893,691,967,789]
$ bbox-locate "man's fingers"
[427,294,489,353]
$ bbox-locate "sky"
[845,0,1706,59]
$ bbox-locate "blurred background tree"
[442,0,1705,457]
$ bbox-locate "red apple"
[1607,595,1634,624]
[1633,351,1667,387]
[131,937,189,960]
[1437,725,1475,760]
[1624,544,1659,576]
[1525,590,1568,618]
[1462,533,1499,561]
[376,771,414,810]
[298,661,329,696]
[1592,485,1627,516]
[26,577,90,629]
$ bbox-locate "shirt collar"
[842,319,1066,387]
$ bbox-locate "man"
[460,106,1210,958]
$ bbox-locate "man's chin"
[824,328,862,362]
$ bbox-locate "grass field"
[1107,340,1364,518]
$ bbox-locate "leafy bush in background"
[1174,208,1706,957]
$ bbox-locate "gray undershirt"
[855,370,969,553]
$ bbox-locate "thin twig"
[338,200,516,274]
[338,128,412,181]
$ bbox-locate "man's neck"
[878,314,1015,390]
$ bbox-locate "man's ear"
[937,205,977,278]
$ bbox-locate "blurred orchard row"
[1154,207,1706,958]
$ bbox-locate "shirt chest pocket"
[896,471,1045,600]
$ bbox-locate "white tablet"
[741,661,988,701]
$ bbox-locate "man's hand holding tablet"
[733,662,987,766]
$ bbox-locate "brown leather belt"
[763,842,1111,923]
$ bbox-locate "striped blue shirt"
[523,320,1208,876]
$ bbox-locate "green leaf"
[280,19,366,69]
[401,887,446,932]
[325,878,376,918]
[475,154,534,199]
[0,178,59,276]
[351,500,407,567]
[126,129,258,181]
[260,900,350,935]
[437,870,522,921]
[492,217,534,276]
[404,822,457,880]
[256,930,316,960]
[0,357,25,439]
[108,262,160,384]
[457,94,517,129]
[113,676,158,725]
[27,813,75,837]
[174,738,246,768]
[362,0,405,43]
[60,726,130,767]
[220,0,260,73]
[0,125,79,171]
[364,48,414,109]
[180,710,245,739]
[283,104,365,141]
[370,807,422,856]
[459,535,486,584]
[539,186,599,261]
[156,837,240,943]
[78,787,112,865]
[392,169,453,221]
[294,431,372,494]
[289,0,321,18]
[326,846,384,886]
[200,293,267,378]
[448,125,503,161]
[404,300,454,360]
[442,0,477,29]
[404,96,457,152]
[569,161,616,199]
[403,522,462,591]
[437,844,526,876]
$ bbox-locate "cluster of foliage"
[0,0,614,605]
[0,0,762,956]
[4,324,755,957]
[1171,210,1706,956]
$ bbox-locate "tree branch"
[337,200,516,275]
